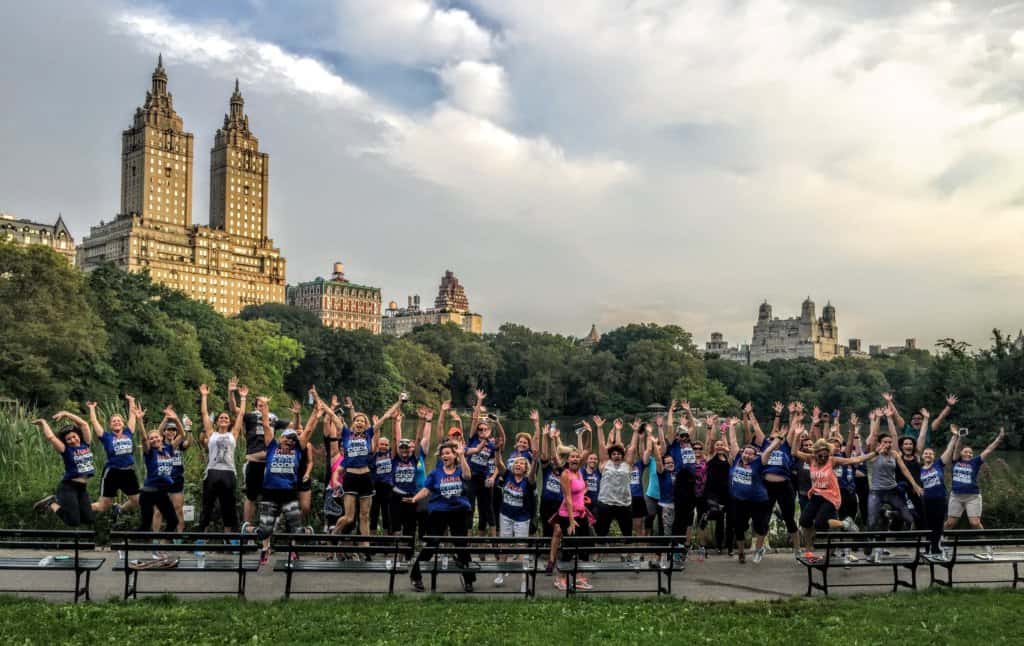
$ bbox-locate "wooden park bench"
[0,529,104,602]
[797,530,928,596]
[272,533,415,598]
[419,536,548,598]
[925,528,1024,589]
[555,535,686,597]
[111,531,260,600]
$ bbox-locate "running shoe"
[240,521,251,535]
[494,573,505,586]
[411,579,425,592]
[33,494,56,514]
[554,577,567,591]
[576,577,593,590]
[259,549,270,567]
[752,547,765,564]
[841,517,859,532]
[738,552,746,564]
[461,576,474,592]
[544,561,554,576]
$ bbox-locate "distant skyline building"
[76,56,286,316]
[704,331,750,364]
[580,324,601,348]
[0,212,75,263]
[748,297,840,363]
[382,270,483,337]
[287,262,381,333]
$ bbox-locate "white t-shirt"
[598,460,631,507]
[206,432,237,475]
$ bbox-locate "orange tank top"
[810,459,841,508]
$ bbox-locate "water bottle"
[385,557,393,571]
[194,539,206,569]
[522,555,530,571]
[442,555,449,570]
[182,415,192,432]
[308,392,315,405]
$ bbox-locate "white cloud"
[438,60,508,120]
[334,0,496,65]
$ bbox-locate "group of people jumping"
[33,384,1006,592]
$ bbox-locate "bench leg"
[239,570,247,599]
[821,568,829,596]
[805,566,813,597]
[1014,562,1020,590]
[284,568,293,600]
[74,568,83,603]
[891,564,898,593]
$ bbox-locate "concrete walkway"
[2,546,1020,603]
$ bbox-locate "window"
[165,166,172,177]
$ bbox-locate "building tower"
[801,296,816,322]
[435,270,470,312]
[209,80,270,239]
[758,300,772,321]
[120,54,194,227]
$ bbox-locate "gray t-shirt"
[868,453,896,491]
[598,460,631,507]
[206,431,237,475]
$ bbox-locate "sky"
[2,1,1024,350]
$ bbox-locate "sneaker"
[411,579,425,592]
[462,576,474,593]
[259,549,270,567]
[576,577,593,590]
[494,573,505,586]
[544,562,554,576]
[738,552,746,564]
[554,577,567,591]
[111,503,123,525]
[841,517,859,532]
[752,547,765,564]
[240,521,251,535]
[33,494,56,514]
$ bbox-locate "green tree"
[385,337,451,408]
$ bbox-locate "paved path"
[2,546,1019,603]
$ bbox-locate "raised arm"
[884,405,898,439]
[418,407,434,457]
[980,428,1006,461]
[124,394,138,431]
[199,384,214,443]
[86,401,104,437]
[892,453,923,496]
[226,376,239,415]
[930,394,957,431]
[882,392,905,430]
[470,389,486,432]
[727,418,740,461]
[866,409,880,450]
[940,426,959,465]
[52,410,91,443]
[163,407,187,448]
[650,436,664,474]
[258,395,273,447]
[457,444,472,480]
[298,402,323,448]
[916,409,930,454]
[666,399,676,437]
[33,418,66,453]
[746,403,766,446]
[771,401,783,437]
[342,395,355,428]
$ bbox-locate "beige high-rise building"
[77,57,285,315]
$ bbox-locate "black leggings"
[55,480,95,527]
[198,469,238,532]
[765,478,798,534]
[390,492,418,538]
[411,509,475,583]
[731,498,770,541]
[371,482,393,533]
[139,489,177,532]
[465,475,495,531]
[922,496,947,553]
[594,502,632,537]
[540,498,560,538]
[855,476,869,525]
[702,496,731,549]
[839,488,858,521]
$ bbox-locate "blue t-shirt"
[466,436,496,477]
[729,455,768,502]
[629,461,644,498]
[341,426,374,469]
[509,448,534,465]
[143,446,174,490]
[658,470,676,505]
[373,451,394,484]
[263,439,300,491]
[668,440,696,475]
[644,457,660,499]
[425,466,470,513]
[499,474,532,522]
[168,443,186,481]
[581,465,601,497]
[541,464,563,502]
[100,429,135,469]
[62,442,95,481]
[951,456,984,495]
[836,458,856,493]
[762,440,791,478]
[920,460,947,500]
[392,455,418,495]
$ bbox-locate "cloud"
[333,0,497,65]
[438,60,508,119]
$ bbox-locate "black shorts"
[554,513,589,533]
[344,471,375,498]
[244,461,265,501]
[100,467,140,498]
[297,478,312,492]
[799,495,838,530]
[168,477,184,494]
[631,495,647,519]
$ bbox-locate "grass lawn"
[0,589,1018,645]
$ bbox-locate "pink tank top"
[810,459,841,508]
[558,468,587,517]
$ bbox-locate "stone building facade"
[76,57,285,315]
[287,262,382,333]
[0,213,76,263]
[705,332,751,364]
[748,297,839,363]
[382,270,483,337]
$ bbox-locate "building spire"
[151,53,168,96]
[158,52,163,69]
